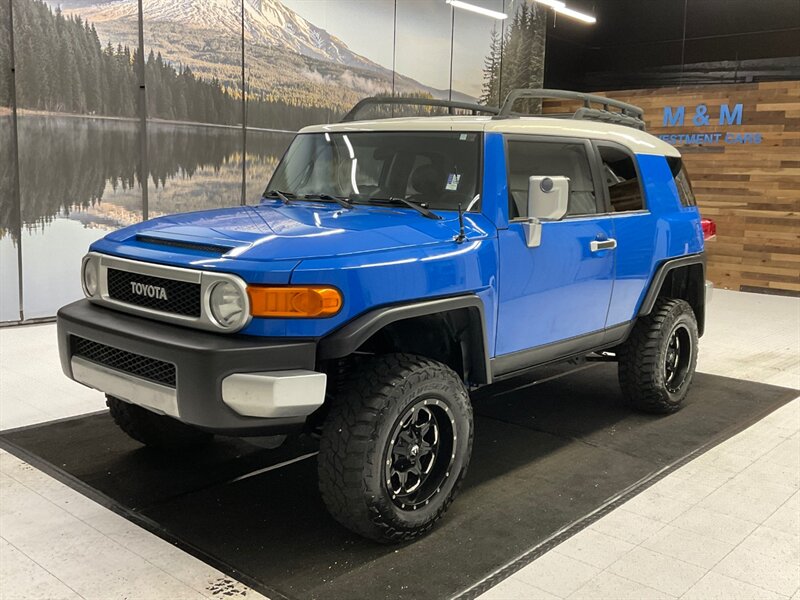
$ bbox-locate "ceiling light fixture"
[445,0,508,20]
[533,0,596,24]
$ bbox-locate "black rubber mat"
[1,364,796,600]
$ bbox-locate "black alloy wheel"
[664,323,693,393]
[385,400,456,511]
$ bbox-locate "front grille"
[107,268,201,317]
[72,337,176,387]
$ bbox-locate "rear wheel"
[317,353,473,543]
[107,395,213,448]
[618,298,699,413]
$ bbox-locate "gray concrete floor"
[1,289,798,599]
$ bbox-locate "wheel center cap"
[410,444,420,457]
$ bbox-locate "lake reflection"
[0,115,294,321]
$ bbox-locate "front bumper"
[57,300,326,435]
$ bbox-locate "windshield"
[265,131,482,212]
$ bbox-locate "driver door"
[495,137,615,360]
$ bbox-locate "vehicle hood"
[104,201,480,262]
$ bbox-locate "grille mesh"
[72,337,176,387]
[107,268,201,317]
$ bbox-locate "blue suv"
[57,90,711,542]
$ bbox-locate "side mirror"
[523,176,570,248]
[528,176,569,221]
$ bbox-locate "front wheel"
[618,298,699,413]
[317,354,473,543]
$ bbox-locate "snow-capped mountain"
[52,0,475,117]
[62,0,385,73]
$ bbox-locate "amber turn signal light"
[247,286,342,318]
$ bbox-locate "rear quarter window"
[668,156,697,208]
[597,145,646,212]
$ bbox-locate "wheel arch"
[317,295,491,385]
[639,253,707,336]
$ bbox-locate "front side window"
[506,140,599,219]
[266,131,482,212]
[598,145,646,212]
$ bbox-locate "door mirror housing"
[528,176,569,221]
[523,176,570,248]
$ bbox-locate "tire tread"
[318,353,472,543]
[618,298,698,414]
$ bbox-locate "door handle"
[590,239,617,252]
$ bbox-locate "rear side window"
[506,140,600,219]
[668,157,697,207]
[598,145,645,212]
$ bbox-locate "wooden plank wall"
[544,81,800,296]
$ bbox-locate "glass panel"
[499,0,547,111]
[0,0,20,321]
[146,122,246,216]
[13,0,142,319]
[451,0,505,107]
[267,131,482,212]
[507,140,598,217]
[395,0,452,98]
[247,0,395,130]
[245,130,295,206]
[0,234,20,322]
[675,168,697,208]
[141,0,244,214]
[598,146,645,212]
[245,0,393,201]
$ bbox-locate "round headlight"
[209,281,247,329]
[82,256,99,297]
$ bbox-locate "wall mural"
[481,2,545,107]
[0,0,18,320]
[0,0,545,321]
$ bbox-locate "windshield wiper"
[303,193,354,210]
[262,190,295,204]
[356,196,441,220]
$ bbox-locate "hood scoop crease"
[136,235,235,255]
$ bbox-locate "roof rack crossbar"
[341,96,500,122]
[497,88,646,130]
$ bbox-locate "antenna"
[455,204,467,243]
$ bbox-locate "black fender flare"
[638,253,707,334]
[317,295,492,384]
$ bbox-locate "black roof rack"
[341,96,500,122]
[497,88,646,131]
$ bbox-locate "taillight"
[701,218,716,242]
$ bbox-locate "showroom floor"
[1,289,798,600]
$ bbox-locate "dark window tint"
[668,156,697,207]
[506,140,599,218]
[598,145,645,212]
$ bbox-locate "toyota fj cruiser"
[57,89,712,542]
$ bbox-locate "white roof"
[301,115,680,158]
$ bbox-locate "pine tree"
[7,0,339,127]
[57,35,76,111]
[528,2,547,97]
[481,2,547,113]
[480,26,501,107]
[0,0,9,107]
